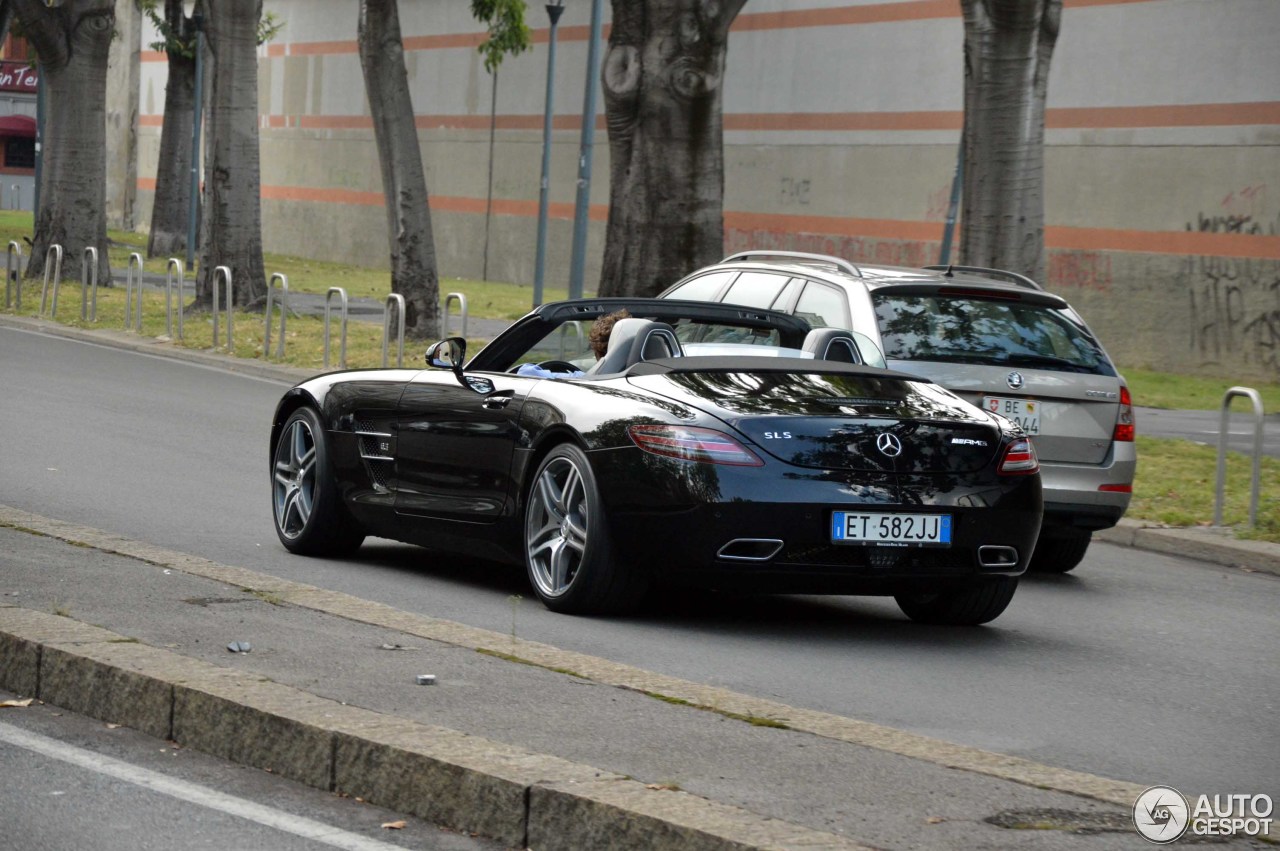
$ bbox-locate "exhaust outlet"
[717,538,784,562]
[978,545,1019,569]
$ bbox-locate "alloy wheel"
[273,418,317,539]
[526,455,590,598]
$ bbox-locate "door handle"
[482,395,512,410]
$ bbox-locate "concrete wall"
[132,0,1280,380]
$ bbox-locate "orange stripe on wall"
[1047,102,1280,129]
[134,176,1279,260]
[132,0,1159,62]
[143,101,1278,133]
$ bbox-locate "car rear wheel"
[895,577,1018,625]
[272,406,365,555]
[524,443,644,614]
[1029,527,1091,574]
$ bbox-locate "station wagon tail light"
[1114,385,1135,442]
[628,425,764,466]
[998,438,1039,475]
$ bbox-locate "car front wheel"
[895,577,1018,625]
[272,406,365,555]
[524,443,644,614]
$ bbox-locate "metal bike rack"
[211,265,234,353]
[165,258,184,340]
[443,291,468,338]
[124,253,144,332]
[557,320,585,359]
[1214,387,1266,528]
[5,240,21,310]
[324,286,349,369]
[383,293,406,368]
[38,244,64,319]
[263,273,289,361]
[82,247,99,322]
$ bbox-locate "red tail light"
[998,438,1039,475]
[628,425,764,466]
[1113,385,1135,442]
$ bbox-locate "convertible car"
[270,298,1042,624]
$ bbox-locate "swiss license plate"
[983,395,1040,435]
[831,512,952,547]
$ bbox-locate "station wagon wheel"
[524,443,643,614]
[272,406,365,556]
[1029,527,1091,574]
[895,577,1018,626]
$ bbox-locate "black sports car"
[270,298,1041,625]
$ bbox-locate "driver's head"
[589,309,631,359]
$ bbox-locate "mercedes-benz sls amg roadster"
[270,298,1042,625]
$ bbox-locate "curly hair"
[589,308,631,359]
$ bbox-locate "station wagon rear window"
[871,293,1116,376]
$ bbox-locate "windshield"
[871,293,1116,376]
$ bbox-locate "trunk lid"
[626,361,1003,473]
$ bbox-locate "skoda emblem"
[876,432,902,458]
[1006,371,1025,390]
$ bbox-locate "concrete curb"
[0,604,874,851]
[1096,518,1280,577]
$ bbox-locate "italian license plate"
[831,512,952,547]
[983,395,1040,435]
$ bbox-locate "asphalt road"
[1137,405,1280,457]
[0,690,504,851]
[2,324,1277,800]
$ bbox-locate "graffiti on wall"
[1187,255,1280,375]
[1186,184,1277,236]
[1049,251,1113,293]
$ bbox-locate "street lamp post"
[566,0,603,301]
[184,11,205,272]
[532,1,565,308]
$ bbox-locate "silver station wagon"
[661,251,1135,573]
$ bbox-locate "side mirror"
[425,337,466,372]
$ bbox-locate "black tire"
[271,406,365,556]
[895,577,1018,625]
[523,443,646,614]
[1029,528,1091,574]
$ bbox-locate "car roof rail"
[922,264,1043,291]
[721,250,863,278]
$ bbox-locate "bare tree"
[195,0,265,308]
[358,0,528,339]
[143,0,199,259]
[598,0,747,298]
[9,0,114,284]
[358,0,440,339]
[958,0,1062,285]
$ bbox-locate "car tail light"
[998,438,1039,475]
[628,425,763,466]
[1113,385,1135,442]
[1099,484,1133,493]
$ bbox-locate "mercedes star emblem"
[1006,371,1025,390]
[876,432,903,457]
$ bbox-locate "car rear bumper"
[609,495,1042,593]
[1039,441,1135,530]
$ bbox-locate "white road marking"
[0,721,410,851]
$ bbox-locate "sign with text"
[0,61,37,94]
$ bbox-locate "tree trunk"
[358,0,440,340]
[13,0,113,285]
[598,0,746,298]
[195,0,265,309]
[147,0,197,259]
[958,0,1062,286]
